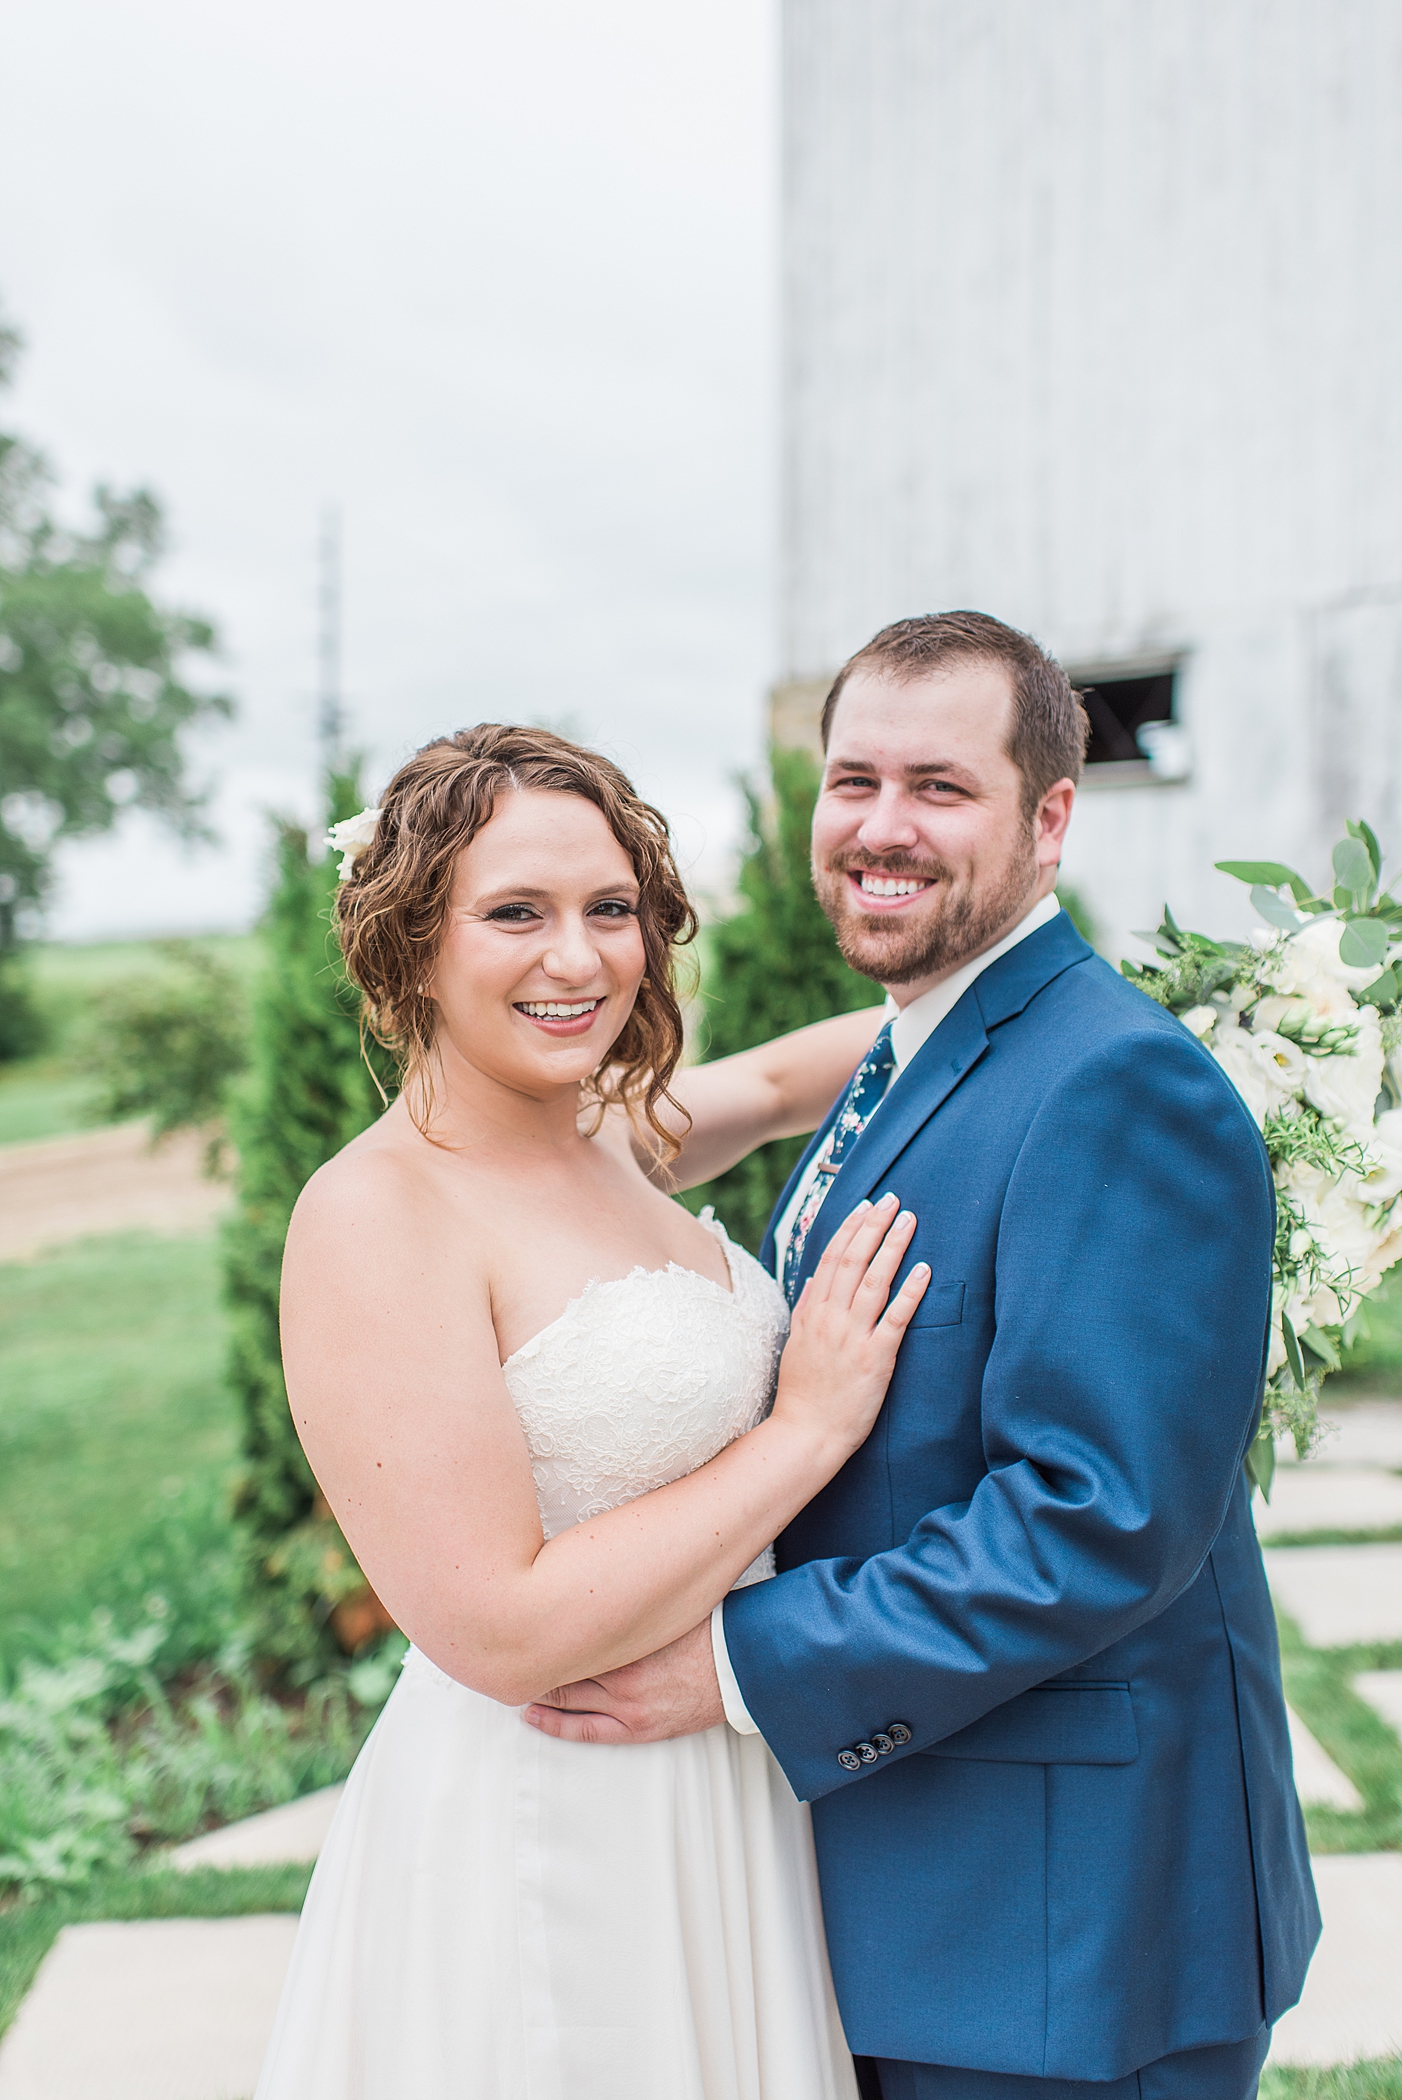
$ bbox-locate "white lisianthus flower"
[1302,1006,1384,1142]
[1180,1006,1217,1040]
[1269,917,1382,1014]
[1210,1025,1271,1127]
[1247,1031,1309,1100]
[1362,1108,1402,1204]
[325,806,382,882]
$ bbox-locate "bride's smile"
[429,786,647,1095]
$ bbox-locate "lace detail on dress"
[503,1213,789,1566]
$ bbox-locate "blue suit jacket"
[723,913,1319,2082]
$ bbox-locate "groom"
[528,611,1320,2097]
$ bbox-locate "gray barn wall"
[779,0,1402,954]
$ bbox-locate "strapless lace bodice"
[503,1213,789,1559]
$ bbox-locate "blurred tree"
[224,776,395,1676]
[0,304,231,1055]
[685,747,880,1252]
[73,941,251,1175]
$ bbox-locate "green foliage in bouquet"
[686,747,880,1253]
[224,776,393,1675]
[1123,822,1402,1500]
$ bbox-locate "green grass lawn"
[1263,2069,1402,2098]
[0,1230,239,1670]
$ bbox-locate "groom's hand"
[522,1619,725,1744]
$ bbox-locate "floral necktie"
[781,1020,897,1306]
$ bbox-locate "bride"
[255,723,929,2100]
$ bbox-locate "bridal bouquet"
[1122,821,1402,1496]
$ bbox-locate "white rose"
[1180,1006,1217,1040]
[324,806,382,881]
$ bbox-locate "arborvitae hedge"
[686,746,879,1253]
[224,778,392,1676]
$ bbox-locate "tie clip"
[814,1161,841,1175]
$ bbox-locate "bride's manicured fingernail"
[911,1262,931,1276]
[896,1211,914,1228]
[877,1191,898,1208]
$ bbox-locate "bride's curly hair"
[334,724,698,1155]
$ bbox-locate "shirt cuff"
[711,1600,761,1736]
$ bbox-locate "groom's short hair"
[820,611,1089,819]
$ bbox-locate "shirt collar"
[886,892,1062,1080]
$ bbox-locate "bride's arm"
[280,1159,926,1707]
[601,1005,886,1191]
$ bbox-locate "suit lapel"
[785,912,1093,1291]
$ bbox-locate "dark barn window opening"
[1077,670,1177,765]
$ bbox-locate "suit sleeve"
[721,1027,1275,1802]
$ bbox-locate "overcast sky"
[2,0,775,940]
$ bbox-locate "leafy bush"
[72,940,250,1172]
[0,1606,404,1900]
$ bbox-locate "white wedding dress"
[254,1215,857,2100]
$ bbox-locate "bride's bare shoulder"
[284,1111,481,1287]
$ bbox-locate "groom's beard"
[813,827,1038,987]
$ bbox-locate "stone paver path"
[1354,1669,1402,1739]
[1286,1707,1363,1810]
[1262,1542,1402,1647]
[1255,1464,1402,1538]
[1268,1853,1402,2065]
[0,1916,297,2100]
[1277,1401,1402,1472]
[170,1783,345,1872]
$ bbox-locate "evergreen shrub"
[224,778,393,1675]
[686,747,880,1252]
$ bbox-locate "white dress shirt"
[711,891,1062,1735]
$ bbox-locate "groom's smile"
[811,658,1073,1003]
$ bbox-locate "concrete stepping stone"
[1277,1400,1402,1472]
[1354,1669,1402,1740]
[1263,1543,1402,1647]
[170,1782,344,1870]
[1267,1852,1402,2066]
[0,1915,297,2100]
[1286,1706,1362,1810]
[1255,1466,1402,1539]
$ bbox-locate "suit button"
[855,1740,879,1763]
[887,1722,912,1746]
[872,1732,894,1755]
[837,1748,862,1772]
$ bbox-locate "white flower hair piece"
[325,806,382,882]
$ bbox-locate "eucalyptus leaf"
[1216,860,1310,899]
[1281,1312,1307,1391]
[1302,1323,1342,1373]
[1333,836,1375,903]
[1347,818,1384,881]
[1244,1425,1276,1503]
[1250,885,1306,932]
[1339,915,1389,967]
[1357,965,1399,1010]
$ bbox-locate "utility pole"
[317,506,343,779]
